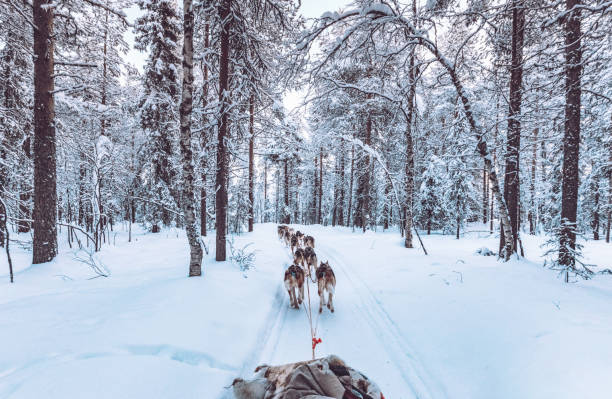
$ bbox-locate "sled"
[232,355,384,399]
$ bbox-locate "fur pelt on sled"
[232,355,383,399]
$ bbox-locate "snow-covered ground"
[1,223,611,398]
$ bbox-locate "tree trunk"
[483,163,488,224]
[275,169,280,223]
[592,174,599,240]
[18,138,32,233]
[180,0,203,276]
[312,156,317,224]
[200,22,209,237]
[248,92,255,232]
[338,140,345,226]
[558,0,582,269]
[32,0,57,264]
[332,156,338,227]
[347,143,355,227]
[283,159,290,224]
[318,148,323,224]
[456,216,460,239]
[607,122,611,243]
[215,0,231,261]
[404,53,416,248]
[529,126,538,234]
[501,0,525,257]
[355,118,372,232]
[263,159,267,222]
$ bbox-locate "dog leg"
[299,282,304,305]
[328,291,334,313]
[287,289,294,308]
[319,289,325,313]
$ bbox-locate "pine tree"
[135,0,182,230]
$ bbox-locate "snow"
[1,223,611,398]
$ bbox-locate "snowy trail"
[317,241,446,399]
[228,228,445,399]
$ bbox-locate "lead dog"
[277,225,288,240]
[316,261,336,313]
[284,265,304,309]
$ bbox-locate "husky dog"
[316,261,336,313]
[303,246,317,276]
[283,229,292,246]
[304,235,315,248]
[295,230,304,245]
[277,225,288,240]
[290,234,301,254]
[293,248,305,269]
[284,265,304,309]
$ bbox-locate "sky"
[121,0,351,112]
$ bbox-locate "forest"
[0,0,611,398]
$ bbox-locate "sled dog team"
[277,225,336,314]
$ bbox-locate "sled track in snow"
[218,241,292,399]
[317,242,447,399]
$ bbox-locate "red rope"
[312,337,322,350]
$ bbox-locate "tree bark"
[18,138,32,233]
[32,0,58,264]
[483,163,488,224]
[347,143,355,227]
[558,0,582,269]
[248,92,255,232]
[312,156,317,224]
[338,139,345,226]
[180,0,203,276]
[592,170,599,240]
[318,148,323,224]
[607,119,611,243]
[501,0,525,256]
[404,53,416,248]
[200,22,209,237]
[215,0,231,261]
[529,126,538,234]
[263,159,267,222]
[283,159,290,224]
